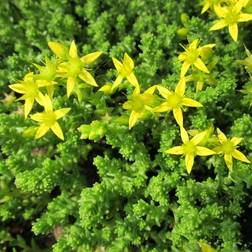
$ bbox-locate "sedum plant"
[0,0,252,252]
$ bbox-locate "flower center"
[25,80,39,98]
[168,93,182,108]
[40,65,56,81]
[225,8,239,25]
[68,57,82,77]
[131,95,145,112]
[43,111,57,127]
[186,50,199,64]
[183,142,197,155]
[221,140,234,154]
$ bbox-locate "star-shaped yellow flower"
[154,78,203,126]
[9,72,53,118]
[166,127,216,174]
[122,85,157,129]
[49,40,102,97]
[214,128,250,170]
[178,39,216,77]
[30,95,71,140]
[210,0,252,41]
[112,53,139,91]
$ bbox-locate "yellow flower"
[122,85,157,129]
[112,53,139,91]
[178,39,216,77]
[9,72,53,118]
[214,128,250,170]
[30,95,71,140]
[210,0,252,41]
[198,241,216,252]
[49,40,102,97]
[166,127,216,174]
[154,78,203,126]
[201,0,224,14]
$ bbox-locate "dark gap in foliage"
[193,159,216,182]
[68,214,76,224]
[145,169,159,185]
[107,90,128,107]
[50,186,61,199]
[238,189,252,251]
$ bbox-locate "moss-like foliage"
[1,0,252,251]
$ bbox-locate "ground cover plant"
[1,0,252,251]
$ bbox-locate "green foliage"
[1,0,252,252]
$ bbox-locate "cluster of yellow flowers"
[201,0,252,41]
[9,38,250,173]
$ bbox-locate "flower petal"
[153,102,171,113]
[24,98,34,118]
[185,154,195,174]
[182,97,203,107]
[228,23,238,42]
[69,40,78,58]
[42,95,53,112]
[194,58,209,73]
[144,85,156,95]
[35,92,45,106]
[209,20,227,30]
[51,122,64,140]
[55,108,71,119]
[180,62,190,77]
[173,108,183,126]
[191,131,207,145]
[231,137,242,146]
[111,75,123,91]
[30,112,45,122]
[48,42,67,59]
[79,69,98,87]
[180,126,189,143]
[217,128,227,144]
[123,53,134,70]
[81,51,102,64]
[238,13,252,22]
[232,149,250,163]
[224,154,233,170]
[175,78,186,96]
[196,146,216,156]
[165,146,184,155]
[156,85,172,99]
[127,73,139,87]
[129,111,140,129]
[67,77,76,97]
[112,57,123,72]
[9,84,26,94]
[35,124,49,139]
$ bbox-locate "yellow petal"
[198,241,216,252]
[165,146,184,155]
[127,73,139,87]
[42,95,53,112]
[48,41,67,59]
[156,85,172,99]
[55,108,71,119]
[175,78,186,96]
[232,149,250,163]
[224,154,233,170]
[69,40,78,58]
[209,20,227,31]
[80,51,102,64]
[24,98,34,118]
[30,113,45,122]
[185,154,195,174]
[196,81,204,92]
[194,58,209,73]
[173,108,183,126]
[111,75,123,91]
[67,77,76,97]
[51,122,64,140]
[217,128,227,144]
[144,85,156,95]
[129,111,140,129]
[235,0,249,12]
[201,2,211,14]
[9,84,26,94]
[180,126,189,143]
[35,124,49,139]
[123,53,134,70]
[79,69,98,87]
[180,62,190,77]
[191,131,207,145]
[153,102,171,113]
[35,92,45,106]
[231,137,242,146]
[238,13,252,22]
[112,57,123,72]
[190,39,199,50]
[213,5,228,18]
[228,23,238,42]
[196,146,216,156]
[182,97,203,107]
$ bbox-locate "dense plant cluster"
[1,0,252,251]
